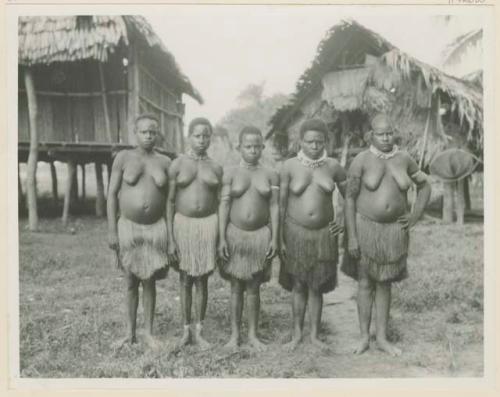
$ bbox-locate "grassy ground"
[18,212,483,378]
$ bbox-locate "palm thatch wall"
[267,20,483,168]
[18,15,202,152]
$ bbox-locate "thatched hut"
[18,16,202,229]
[266,20,483,223]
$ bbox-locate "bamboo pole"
[464,176,471,211]
[95,162,105,217]
[24,69,39,231]
[62,160,76,226]
[50,161,58,203]
[98,62,114,143]
[442,182,454,224]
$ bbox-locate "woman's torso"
[356,152,412,223]
[286,159,336,229]
[229,167,272,231]
[119,151,168,224]
[175,156,221,218]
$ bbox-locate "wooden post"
[464,176,471,211]
[24,69,39,231]
[70,164,79,205]
[127,44,140,144]
[18,165,25,210]
[62,160,76,226]
[442,181,454,224]
[98,62,114,143]
[50,161,58,202]
[455,179,465,225]
[81,164,86,201]
[95,162,106,217]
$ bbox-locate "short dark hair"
[188,117,213,136]
[299,118,329,139]
[135,113,160,127]
[238,125,263,144]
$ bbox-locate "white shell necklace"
[369,144,399,160]
[239,159,261,170]
[297,149,327,169]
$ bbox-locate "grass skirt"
[279,217,338,293]
[117,217,168,280]
[219,223,272,283]
[341,213,408,282]
[174,212,218,277]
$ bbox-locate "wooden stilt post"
[18,165,25,210]
[456,179,465,225]
[70,164,79,205]
[24,69,39,231]
[50,161,58,202]
[98,63,114,143]
[464,176,471,211]
[95,162,106,217]
[81,164,86,201]
[442,181,454,224]
[62,160,76,226]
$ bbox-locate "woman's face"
[300,130,326,160]
[189,124,211,153]
[371,127,395,153]
[239,133,264,164]
[135,118,158,151]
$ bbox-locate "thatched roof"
[267,20,483,153]
[18,15,203,103]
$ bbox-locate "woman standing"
[218,126,279,351]
[342,113,431,356]
[279,118,346,351]
[167,118,222,349]
[107,114,170,349]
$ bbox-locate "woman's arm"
[344,155,363,258]
[279,162,290,257]
[218,168,232,261]
[407,156,432,228]
[267,170,280,259]
[107,151,125,251]
[166,160,179,263]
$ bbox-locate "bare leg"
[179,271,193,346]
[375,281,401,356]
[354,277,374,354]
[193,275,211,349]
[224,278,244,350]
[284,279,307,351]
[247,277,266,351]
[142,278,160,349]
[309,288,328,350]
[114,273,139,348]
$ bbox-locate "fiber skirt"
[173,212,218,277]
[279,217,338,294]
[219,223,272,283]
[117,217,168,280]
[341,213,409,283]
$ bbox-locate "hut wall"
[135,47,185,153]
[18,52,130,145]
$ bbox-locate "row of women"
[107,113,431,356]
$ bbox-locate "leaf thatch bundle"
[267,20,483,164]
[18,15,203,103]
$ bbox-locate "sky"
[145,6,484,127]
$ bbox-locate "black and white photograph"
[7,2,495,388]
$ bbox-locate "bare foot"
[248,335,267,352]
[353,338,370,355]
[376,338,402,357]
[193,331,212,350]
[310,336,329,351]
[284,336,302,352]
[143,333,161,350]
[223,336,240,351]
